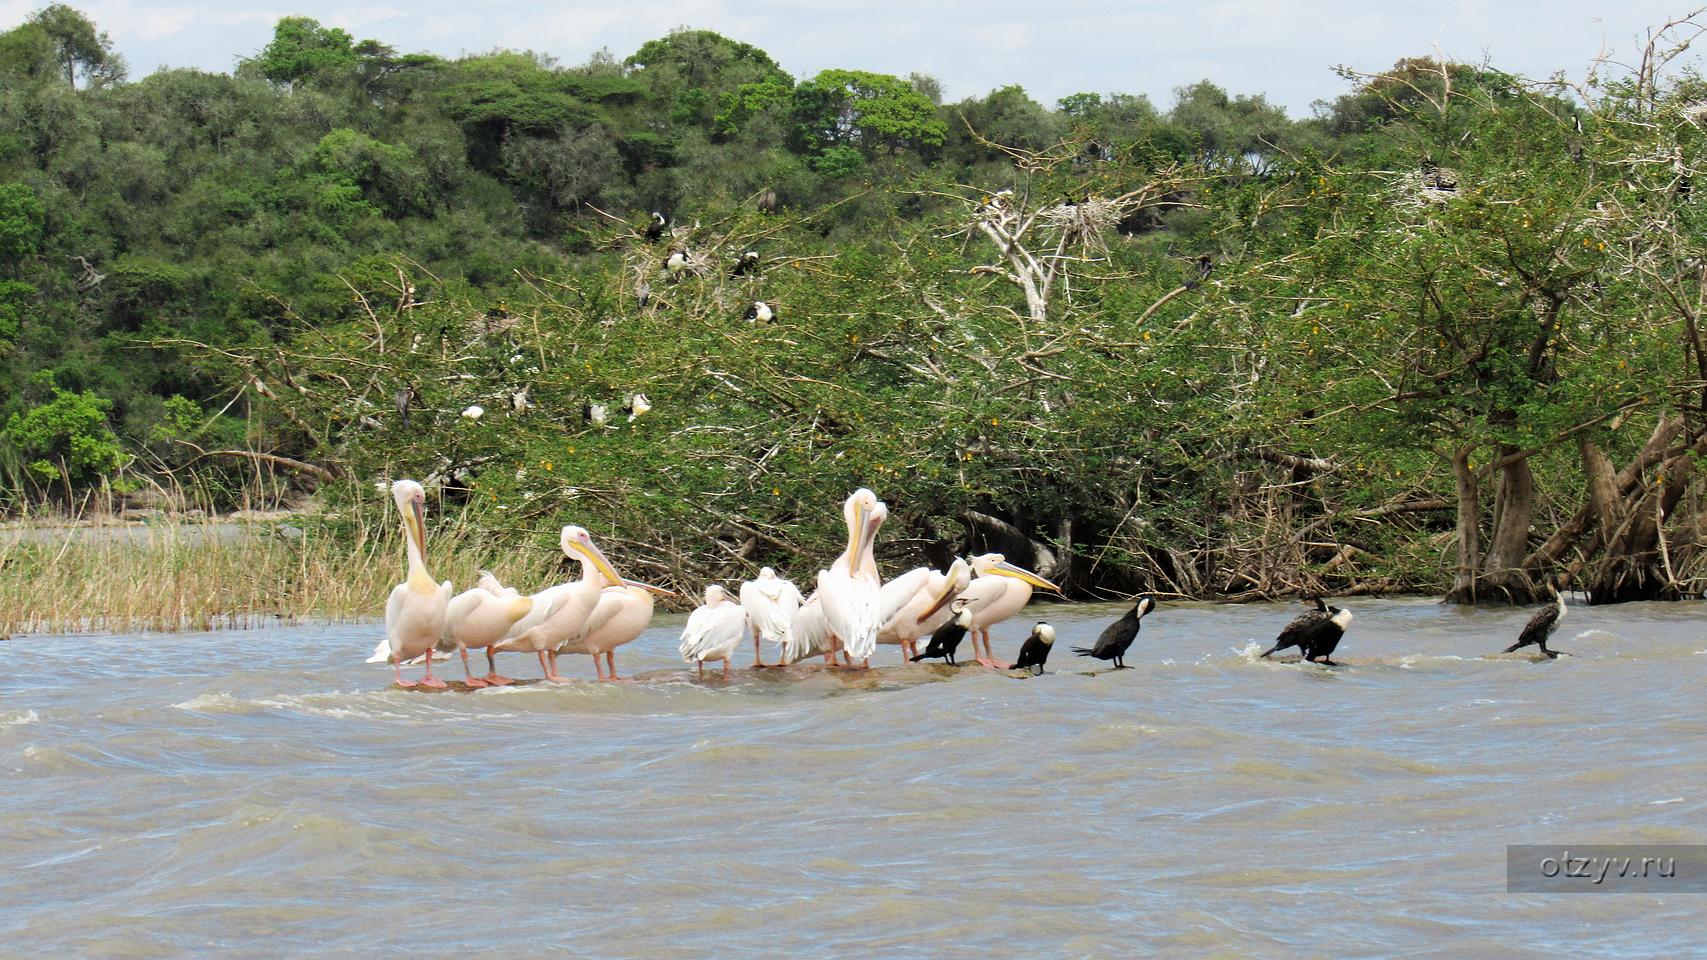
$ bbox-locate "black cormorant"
[644,212,667,242]
[911,599,973,665]
[731,251,760,277]
[1073,595,1155,669]
[1503,580,1568,658]
[1011,622,1056,675]
[1261,597,1353,666]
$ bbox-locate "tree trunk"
[1478,449,1537,601]
[1585,440,1698,603]
[1445,445,1481,602]
[1527,415,1685,569]
[958,509,1058,580]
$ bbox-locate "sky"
[3,1,1701,116]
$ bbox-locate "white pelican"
[877,557,972,662]
[492,526,624,681]
[367,480,452,688]
[561,575,672,681]
[438,581,534,687]
[679,585,748,679]
[786,594,828,664]
[956,553,1062,668]
[740,566,803,667]
[816,489,886,668]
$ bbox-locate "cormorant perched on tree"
[1073,595,1156,669]
[1185,254,1213,289]
[664,249,691,277]
[1420,160,1458,192]
[1503,580,1568,659]
[644,212,667,242]
[731,251,760,277]
[393,386,414,430]
[911,599,973,665]
[1261,597,1353,666]
[744,300,774,323]
[1011,622,1056,676]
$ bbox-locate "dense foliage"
[5,7,1707,604]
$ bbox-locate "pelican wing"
[741,578,801,646]
[370,582,412,662]
[787,594,829,663]
[680,603,747,662]
[818,569,882,661]
[568,587,627,651]
[504,582,572,640]
[439,587,486,652]
[678,604,714,660]
[878,567,931,627]
[955,575,1008,615]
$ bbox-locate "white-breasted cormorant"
[1011,622,1056,675]
[1260,597,1352,665]
[911,599,973,665]
[1504,580,1568,658]
[1073,595,1155,669]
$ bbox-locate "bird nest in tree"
[1036,196,1121,248]
[655,247,714,278]
[1394,166,1464,208]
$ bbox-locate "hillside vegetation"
[5,6,1707,606]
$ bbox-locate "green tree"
[251,16,358,88]
[0,183,44,268]
[28,4,123,88]
[2,378,126,485]
[791,69,947,157]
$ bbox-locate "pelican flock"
[369,477,1580,689]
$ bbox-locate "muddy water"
[2,598,1704,958]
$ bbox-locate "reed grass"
[0,480,574,636]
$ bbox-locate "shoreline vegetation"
[6,10,1707,625]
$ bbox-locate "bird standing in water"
[1504,580,1569,659]
[740,567,804,667]
[1073,596,1156,669]
[679,585,748,679]
[368,480,452,688]
[1011,622,1056,676]
[1261,597,1353,666]
[955,553,1061,668]
[911,599,974,666]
